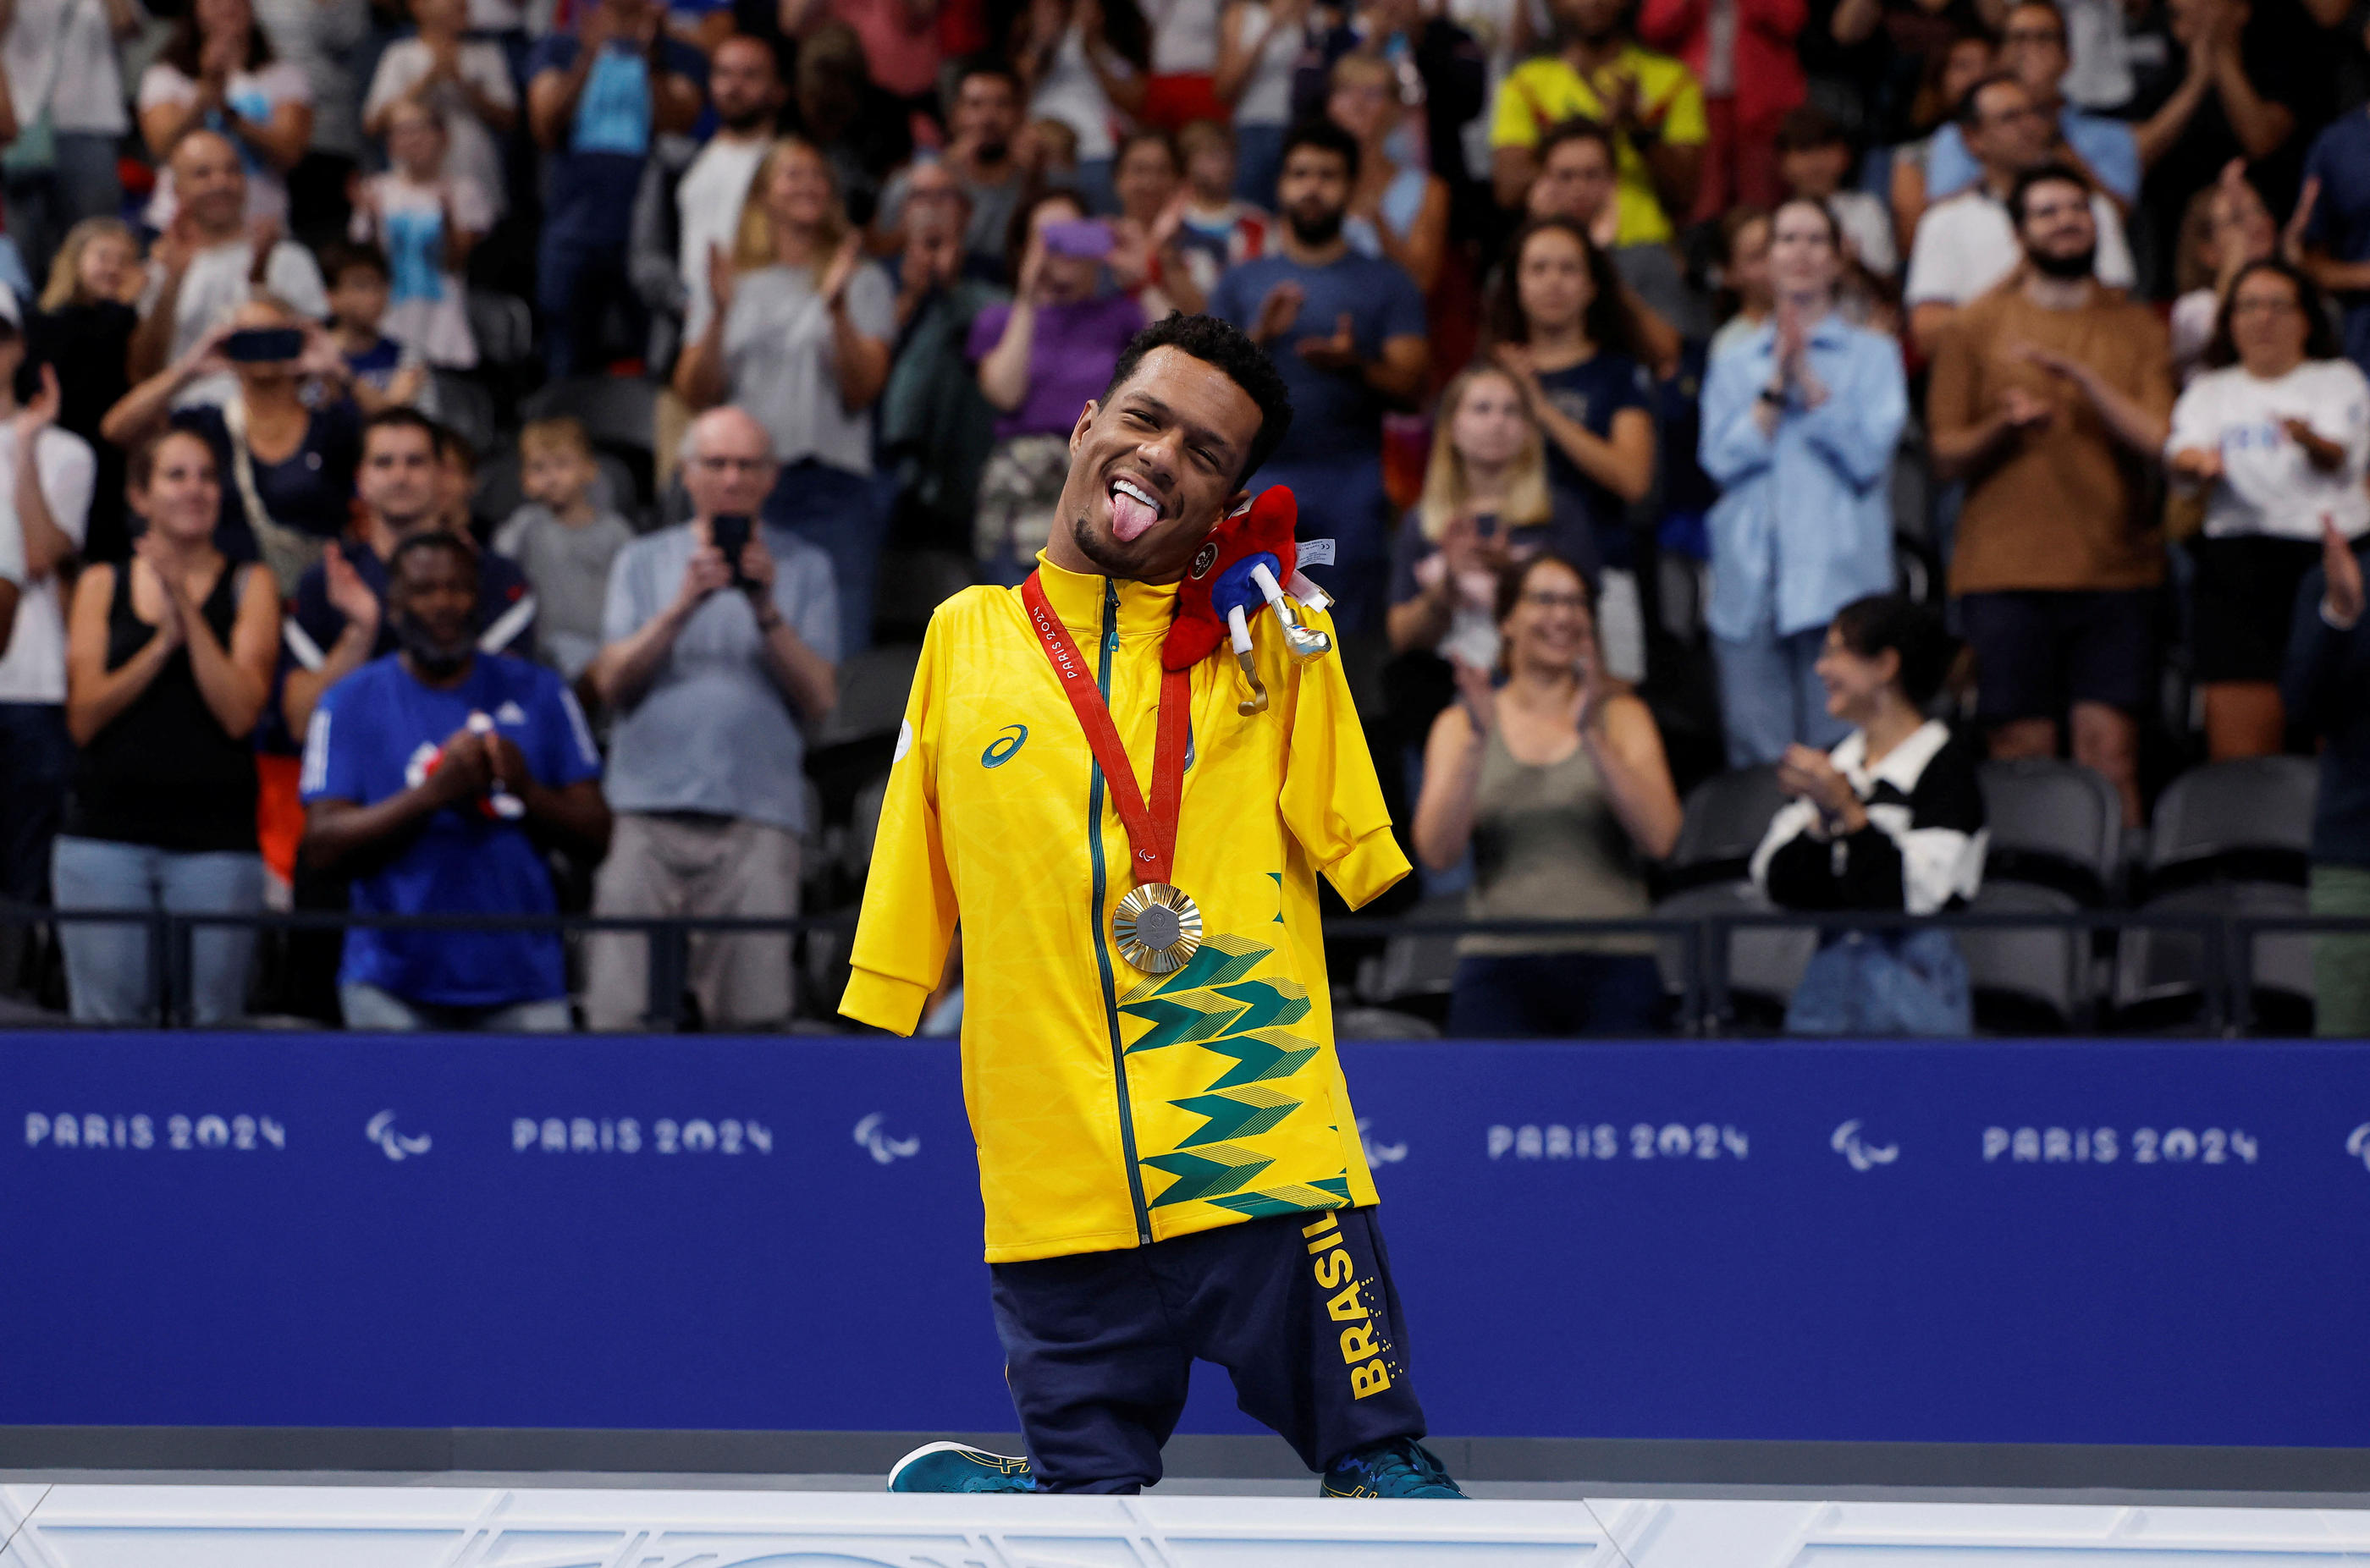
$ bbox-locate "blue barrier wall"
[6,1032,2367,1445]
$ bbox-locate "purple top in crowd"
[966,293,1147,443]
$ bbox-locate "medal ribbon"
[1022,570,1191,887]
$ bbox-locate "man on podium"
[841,313,1464,1500]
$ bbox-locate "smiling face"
[134,431,224,545]
[1277,142,1352,246]
[1999,2,2070,95]
[388,541,480,665]
[1498,556,1595,676]
[1814,622,1899,723]
[76,229,139,303]
[709,35,782,132]
[1967,77,2052,175]
[2015,175,2097,277]
[1327,59,1397,146]
[1055,345,1265,581]
[763,140,835,234]
[172,131,248,239]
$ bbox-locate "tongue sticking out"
[1111,487,1160,542]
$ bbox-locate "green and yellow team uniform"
[840,555,1410,1264]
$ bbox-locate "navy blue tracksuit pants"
[989,1206,1430,1493]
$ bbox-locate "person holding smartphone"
[102,294,362,594]
[968,188,1150,583]
[581,406,839,1032]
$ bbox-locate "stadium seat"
[1364,893,1464,1023]
[1959,881,2091,1032]
[427,371,497,461]
[466,291,536,368]
[1666,765,1786,891]
[1652,880,1816,1030]
[2113,881,2313,1034]
[808,644,921,751]
[873,550,978,641]
[2146,756,2317,892]
[522,377,659,459]
[1977,757,2124,905]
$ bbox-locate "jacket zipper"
[1089,576,1155,1246]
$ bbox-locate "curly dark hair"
[1485,215,1649,364]
[1102,314,1296,486]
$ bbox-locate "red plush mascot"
[1162,486,1334,713]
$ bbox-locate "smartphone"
[223,326,306,364]
[709,514,757,589]
[1040,218,1116,260]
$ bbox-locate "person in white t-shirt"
[2167,258,2370,760]
[1904,72,2131,357]
[675,34,785,342]
[129,131,331,410]
[1,0,143,279]
[363,0,520,217]
[0,290,100,995]
[136,0,314,228]
[350,99,489,369]
[1016,0,1145,213]
[1214,0,1304,206]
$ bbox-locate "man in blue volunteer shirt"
[300,532,612,1031]
[1209,120,1428,636]
[528,0,708,376]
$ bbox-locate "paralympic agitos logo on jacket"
[1300,1210,1398,1400]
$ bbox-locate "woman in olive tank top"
[52,428,278,1023]
[1412,553,1684,1036]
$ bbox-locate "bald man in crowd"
[129,130,328,407]
[582,406,839,1031]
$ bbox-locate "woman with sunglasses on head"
[1414,552,1682,1037]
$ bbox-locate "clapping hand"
[13,364,59,443]
[1295,312,1362,372]
[1450,653,1497,734]
[134,534,191,654]
[2324,516,2364,629]
[1776,742,1860,823]
[1998,385,2053,434]
[1249,279,1304,346]
[425,724,494,806]
[322,543,382,632]
[819,232,864,307]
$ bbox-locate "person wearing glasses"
[1413,551,1682,1037]
[2166,259,2370,758]
[1915,0,2138,213]
[581,406,838,1032]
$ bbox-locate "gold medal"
[1113,882,1204,973]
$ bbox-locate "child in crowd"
[493,417,635,685]
[323,243,429,415]
[1016,118,1083,190]
[350,99,489,371]
[1774,107,1897,301]
[1171,118,1267,301]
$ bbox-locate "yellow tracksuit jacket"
[840,555,1411,1263]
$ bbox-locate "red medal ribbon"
[1022,570,1192,887]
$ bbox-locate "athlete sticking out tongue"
[846,314,1464,1500]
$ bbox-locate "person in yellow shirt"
[844,314,1465,1500]
[1489,0,1707,246]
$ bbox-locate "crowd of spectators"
[0,0,2366,1037]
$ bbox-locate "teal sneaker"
[1320,1437,1468,1499]
[886,1441,1038,1494]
